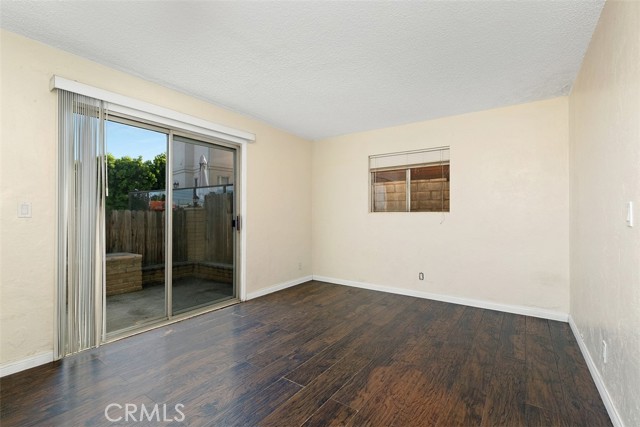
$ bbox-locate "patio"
[106,278,234,332]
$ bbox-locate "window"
[370,147,450,213]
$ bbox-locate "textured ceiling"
[1,1,604,141]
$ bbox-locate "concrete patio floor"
[106,277,234,333]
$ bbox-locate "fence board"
[105,202,231,267]
[204,193,233,264]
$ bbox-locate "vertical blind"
[56,90,107,358]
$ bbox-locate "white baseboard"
[312,275,569,322]
[568,316,624,427]
[0,351,54,377]
[246,275,313,300]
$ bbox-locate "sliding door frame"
[101,113,244,343]
[168,129,241,317]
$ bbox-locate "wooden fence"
[106,193,233,266]
[204,193,234,264]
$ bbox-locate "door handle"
[232,215,241,232]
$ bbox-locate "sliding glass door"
[104,118,237,337]
[171,135,236,314]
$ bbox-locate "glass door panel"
[105,120,168,334]
[171,135,236,314]
[103,120,239,339]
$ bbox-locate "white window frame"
[369,146,450,213]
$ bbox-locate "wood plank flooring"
[0,281,612,426]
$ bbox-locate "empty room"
[0,1,638,426]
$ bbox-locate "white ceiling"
[1,1,604,141]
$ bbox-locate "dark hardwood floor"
[0,281,611,426]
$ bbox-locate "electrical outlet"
[418,272,424,280]
[602,340,607,364]
[298,262,302,271]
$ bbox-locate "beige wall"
[3,12,638,425]
[569,1,640,425]
[0,30,312,365]
[313,97,570,312]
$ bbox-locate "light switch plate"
[18,202,32,218]
[627,201,634,227]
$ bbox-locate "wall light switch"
[627,201,634,228]
[18,202,32,218]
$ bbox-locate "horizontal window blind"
[369,146,450,170]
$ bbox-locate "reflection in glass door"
[171,135,236,314]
